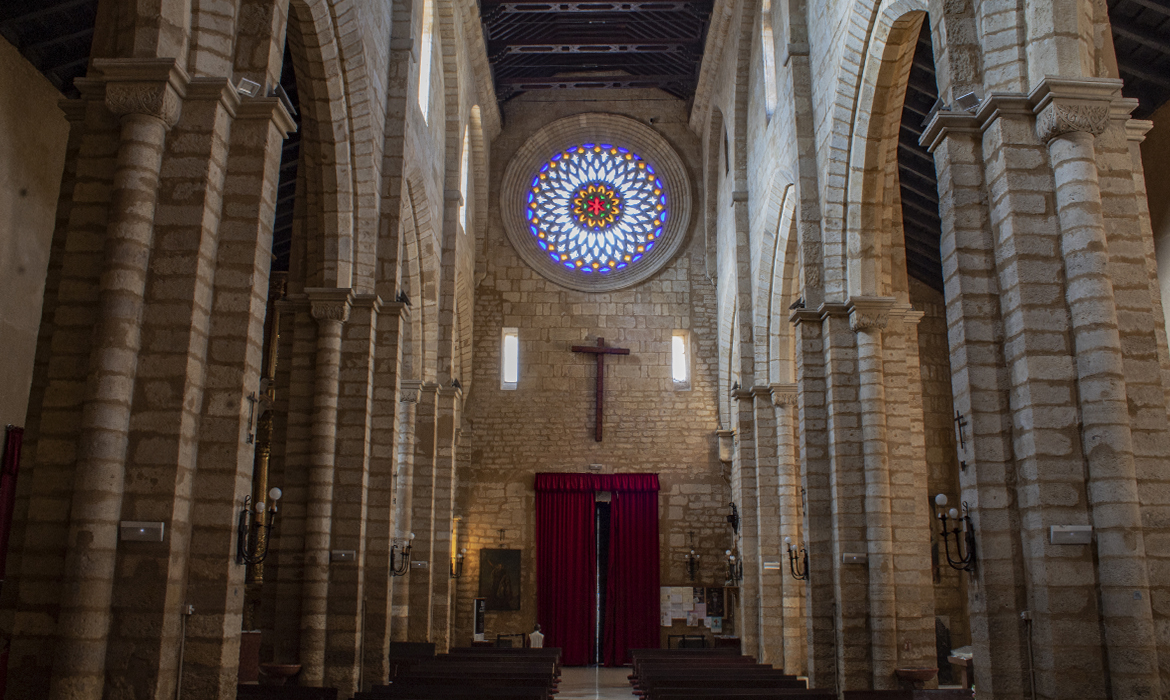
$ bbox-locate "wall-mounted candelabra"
[451,548,466,579]
[237,488,282,565]
[727,502,739,534]
[725,549,743,584]
[391,533,415,577]
[784,536,808,581]
[684,531,699,581]
[934,494,976,572]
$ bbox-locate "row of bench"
[357,647,562,700]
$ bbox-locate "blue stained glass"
[527,143,669,275]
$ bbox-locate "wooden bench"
[844,691,974,700]
[356,687,548,700]
[648,690,834,700]
[236,685,339,700]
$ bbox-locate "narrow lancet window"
[502,328,519,389]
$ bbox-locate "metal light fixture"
[237,487,282,565]
[784,536,808,581]
[685,550,700,581]
[391,532,416,577]
[934,494,976,572]
[725,549,743,584]
[727,502,739,534]
[451,548,466,579]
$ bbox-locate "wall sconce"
[725,549,743,584]
[685,549,700,581]
[391,532,415,577]
[451,548,466,579]
[934,494,976,572]
[237,487,282,565]
[727,502,739,534]
[784,536,808,581]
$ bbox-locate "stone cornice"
[351,293,383,314]
[235,97,298,137]
[184,77,241,117]
[92,58,189,128]
[306,287,354,324]
[1126,119,1154,144]
[920,110,980,153]
[789,308,821,326]
[1029,77,1122,143]
[769,383,798,407]
[846,296,897,333]
[379,301,410,319]
[750,385,772,400]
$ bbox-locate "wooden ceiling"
[898,22,944,291]
[480,0,714,102]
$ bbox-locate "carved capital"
[1029,77,1122,144]
[306,287,354,325]
[770,383,798,407]
[400,379,423,404]
[846,296,896,333]
[93,58,189,128]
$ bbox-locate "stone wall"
[456,91,730,647]
[0,39,68,429]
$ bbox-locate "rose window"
[526,143,668,275]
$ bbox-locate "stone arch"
[283,0,362,290]
[815,0,930,300]
[753,179,790,378]
[767,185,798,385]
[402,171,441,383]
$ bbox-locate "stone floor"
[556,667,637,699]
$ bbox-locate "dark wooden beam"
[497,73,694,89]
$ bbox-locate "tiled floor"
[557,667,637,699]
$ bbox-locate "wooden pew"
[648,690,834,700]
[844,691,974,700]
[236,685,339,700]
[356,687,548,700]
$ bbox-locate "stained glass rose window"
[525,143,668,276]
[501,113,692,292]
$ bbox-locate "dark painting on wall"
[479,548,522,611]
[705,587,724,617]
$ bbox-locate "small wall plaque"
[1049,525,1092,545]
[331,550,356,562]
[841,552,868,564]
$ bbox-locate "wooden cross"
[571,337,630,442]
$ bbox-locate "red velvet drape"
[535,472,659,667]
[0,426,23,581]
[535,475,596,666]
[603,479,659,666]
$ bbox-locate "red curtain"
[603,479,659,666]
[535,475,596,665]
[0,425,23,581]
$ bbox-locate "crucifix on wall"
[571,337,630,441]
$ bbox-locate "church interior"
[1,0,1169,697]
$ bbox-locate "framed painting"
[478,548,522,611]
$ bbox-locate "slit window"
[672,331,690,388]
[502,328,519,389]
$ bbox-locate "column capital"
[351,293,383,314]
[92,58,189,128]
[846,296,896,333]
[306,287,354,325]
[920,109,980,153]
[400,379,423,403]
[769,383,798,407]
[1029,77,1122,143]
[183,77,241,117]
[235,96,298,137]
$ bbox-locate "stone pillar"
[407,383,439,642]
[430,385,462,651]
[363,301,409,685]
[391,380,421,642]
[848,297,898,690]
[180,94,295,699]
[771,383,806,675]
[300,287,353,686]
[323,294,381,694]
[750,386,784,667]
[790,309,836,690]
[49,58,187,700]
[731,386,761,657]
[1033,79,1161,700]
[922,108,1031,700]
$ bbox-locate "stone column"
[790,309,836,690]
[731,386,761,657]
[323,293,381,694]
[1033,79,1161,700]
[771,383,806,675]
[49,58,187,700]
[390,380,421,642]
[363,301,409,684]
[848,297,898,690]
[300,287,353,686]
[407,383,439,642]
[923,106,1032,700]
[430,385,462,651]
[751,386,784,667]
